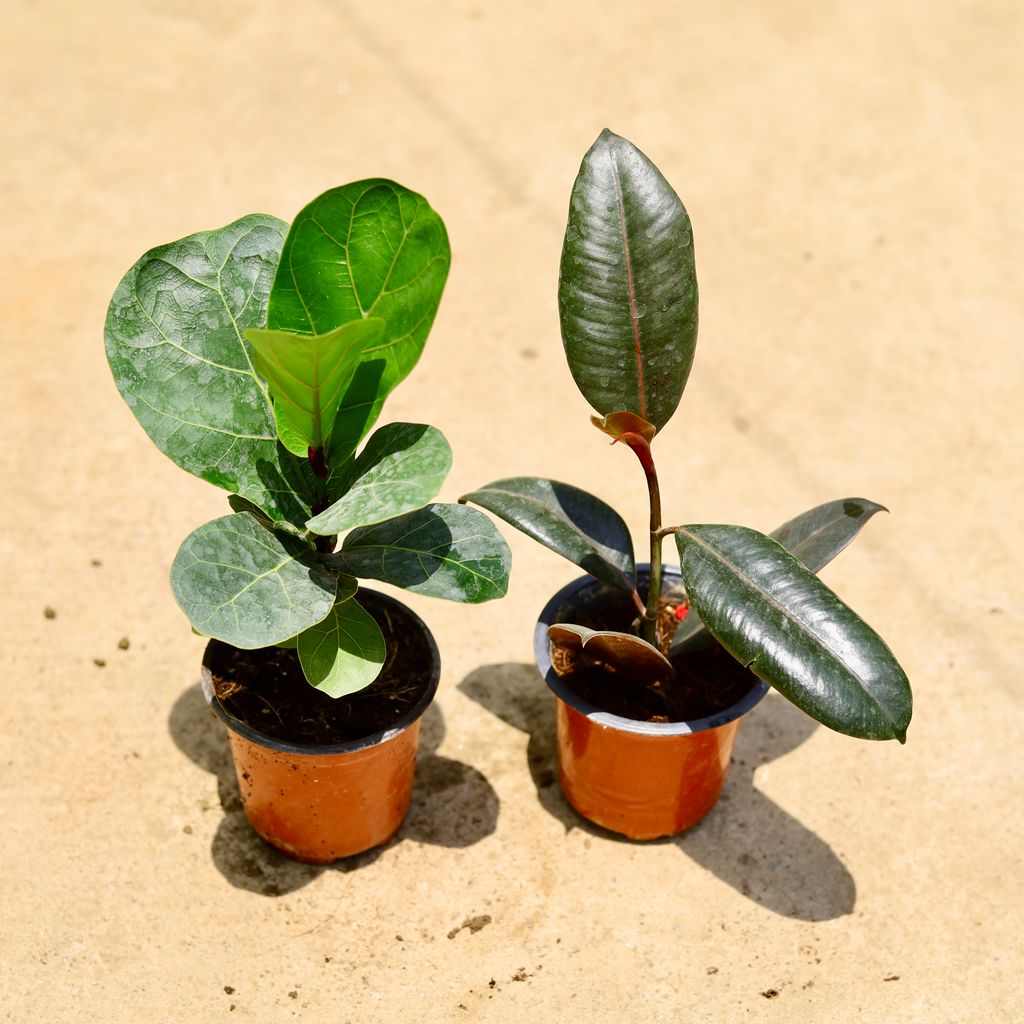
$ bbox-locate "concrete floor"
[2,1,1021,1020]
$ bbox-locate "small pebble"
[118,637,130,650]
[44,607,56,619]
[93,658,106,668]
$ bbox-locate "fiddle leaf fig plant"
[463,130,911,742]
[106,179,510,699]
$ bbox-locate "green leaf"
[675,525,912,742]
[104,214,318,523]
[306,422,452,536]
[297,596,386,697]
[266,180,451,462]
[460,477,634,592]
[770,498,888,570]
[245,318,386,456]
[548,624,672,686]
[559,130,698,433]
[328,503,511,603]
[673,497,888,651]
[171,513,354,648]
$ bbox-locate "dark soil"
[206,591,434,746]
[552,590,757,724]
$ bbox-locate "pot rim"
[201,589,440,757]
[535,565,769,737]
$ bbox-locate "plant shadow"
[168,683,499,896]
[458,663,856,921]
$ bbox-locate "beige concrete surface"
[2,1,1021,1020]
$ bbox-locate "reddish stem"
[610,431,663,645]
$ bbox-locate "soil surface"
[207,592,434,746]
[550,593,756,723]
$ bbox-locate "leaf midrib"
[607,145,647,421]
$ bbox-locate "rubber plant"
[105,180,510,698]
[462,130,911,745]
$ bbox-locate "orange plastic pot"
[201,595,440,864]
[536,568,768,840]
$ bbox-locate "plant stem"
[613,431,663,646]
[640,448,663,647]
[309,446,336,554]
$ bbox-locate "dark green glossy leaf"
[297,596,386,697]
[770,498,888,569]
[306,423,452,536]
[245,318,385,456]
[548,624,672,686]
[559,130,698,433]
[459,477,634,592]
[673,497,888,652]
[171,513,352,648]
[104,214,317,522]
[328,503,511,603]
[266,180,450,463]
[676,525,911,741]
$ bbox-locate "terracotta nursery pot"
[201,591,440,864]
[535,567,768,840]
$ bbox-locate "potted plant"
[105,180,510,862]
[462,130,911,840]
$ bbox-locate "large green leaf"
[245,318,385,456]
[559,130,698,433]
[675,525,911,742]
[306,422,452,536]
[328,503,511,603]
[459,477,634,592]
[673,497,888,651]
[104,214,317,522]
[266,180,450,463]
[171,513,352,648]
[297,596,386,697]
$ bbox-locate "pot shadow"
[168,683,499,896]
[457,663,856,922]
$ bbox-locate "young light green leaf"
[266,180,451,461]
[673,497,888,652]
[676,525,912,742]
[559,130,698,433]
[328,503,511,603]
[460,477,635,592]
[548,624,672,686]
[171,513,353,648]
[104,214,318,522]
[297,596,386,698]
[306,422,452,536]
[245,318,386,456]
